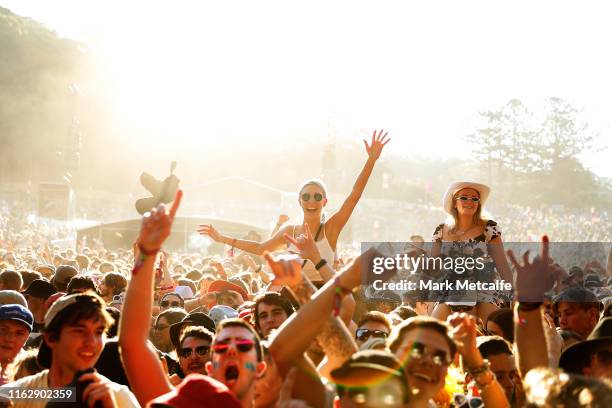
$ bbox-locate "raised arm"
[198,223,289,255]
[326,130,390,242]
[269,230,365,369]
[448,313,509,408]
[507,236,561,377]
[119,190,182,405]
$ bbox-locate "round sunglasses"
[180,345,210,359]
[212,339,255,354]
[301,192,324,202]
[402,341,452,366]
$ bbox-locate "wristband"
[138,243,160,256]
[467,359,490,377]
[315,259,327,270]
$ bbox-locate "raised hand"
[263,252,302,288]
[283,224,321,264]
[447,312,479,359]
[197,224,222,242]
[137,190,182,253]
[364,129,390,161]
[507,235,561,302]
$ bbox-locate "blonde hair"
[298,179,328,198]
[446,189,490,231]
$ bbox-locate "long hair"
[447,190,490,230]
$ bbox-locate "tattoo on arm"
[291,275,357,360]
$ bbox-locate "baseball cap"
[53,265,78,286]
[0,290,27,307]
[38,293,106,368]
[208,305,238,326]
[553,287,599,310]
[22,279,57,300]
[149,374,240,408]
[0,304,34,331]
[208,280,248,301]
[584,274,603,288]
[170,312,216,350]
[174,286,195,300]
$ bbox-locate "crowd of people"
[0,132,610,407]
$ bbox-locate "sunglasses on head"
[180,345,210,359]
[212,339,255,354]
[301,192,324,202]
[355,328,388,342]
[404,341,451,366]
[160,300,181,308]
[456,196,480,202]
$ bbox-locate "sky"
[2,0,611,177]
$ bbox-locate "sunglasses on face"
[160,300,181,308]
[403,341,451,366]
[301,192,324,202]
[212,339,255,354]
[449,305,474,313]
[180,345,210,359]
[155,324,169,331]
[355,328,388,342]
[456,196,480,202]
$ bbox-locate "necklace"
[454,226,475,236]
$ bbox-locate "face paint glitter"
[245,362,256,372]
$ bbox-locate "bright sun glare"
[2,0,611,174]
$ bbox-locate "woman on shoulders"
[198,130,390,284]
[431,181,513,322]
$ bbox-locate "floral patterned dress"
[431,220,507,305]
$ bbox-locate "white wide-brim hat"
[443,181,490,215]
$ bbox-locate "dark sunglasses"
[449,305,475,313]
[355,328,388,342]
[212,339,255,354]
[301,192,324,202]
[160,300,181,308]
[405,341,451,365]
[180,345,210,359]
[456,196,480,202]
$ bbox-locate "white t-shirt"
[0,370,140,408]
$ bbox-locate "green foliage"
[467,98,609,208]
[0,6,90,182]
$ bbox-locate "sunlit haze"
[2,0,611,177]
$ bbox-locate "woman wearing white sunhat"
[430,181,513,322]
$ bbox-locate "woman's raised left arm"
[327,130,390,243]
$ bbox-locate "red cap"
[44,292,66,312]
[149,374,240,408]
[207,280,248,301]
